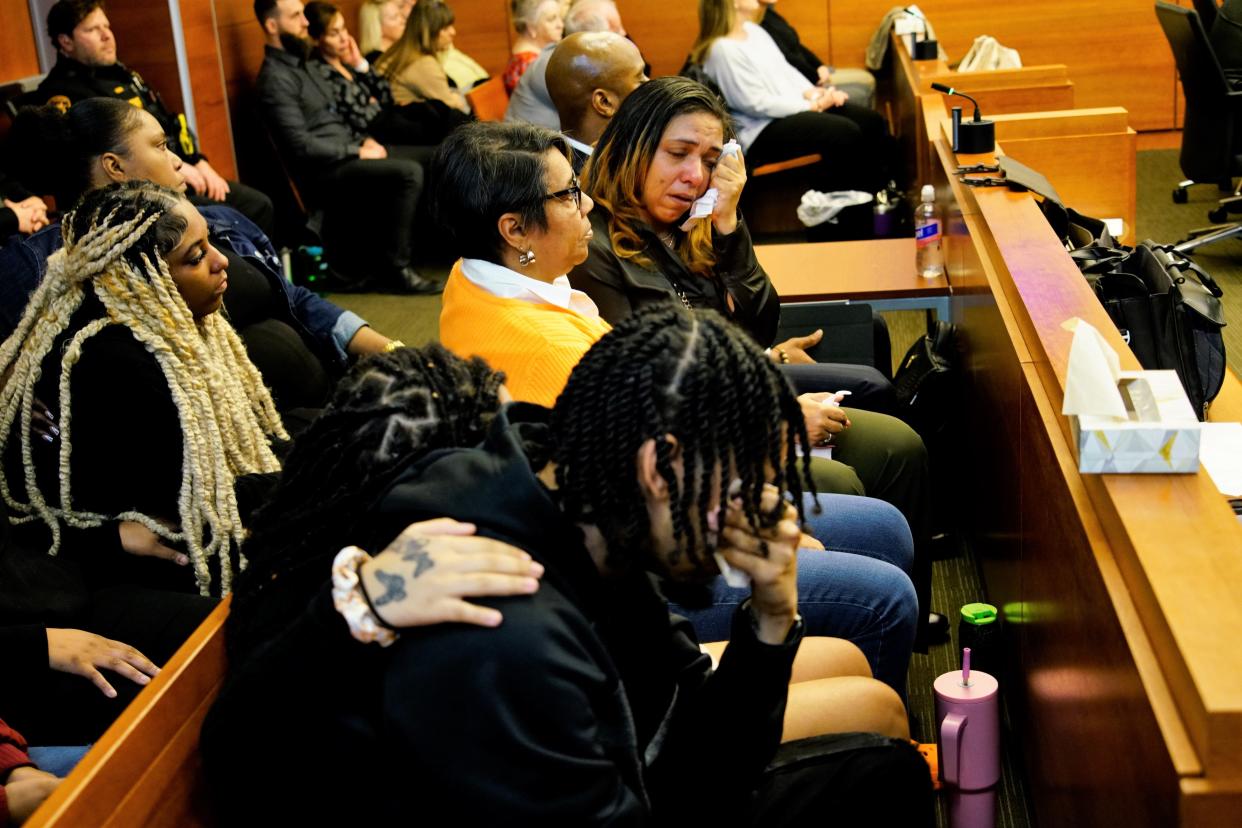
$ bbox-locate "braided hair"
[551,304,815,572]
[227,344,505,661]
[0,181,285,595]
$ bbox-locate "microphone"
[930,82,981,121]
[930,82,994,154]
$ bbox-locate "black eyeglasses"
[544,178,582,210]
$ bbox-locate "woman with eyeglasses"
[435,120,609,408]
[434,120,920,695]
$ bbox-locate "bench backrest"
[25,599,230,828]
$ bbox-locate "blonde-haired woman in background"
[0,181,286,598]
[377,0,472,112]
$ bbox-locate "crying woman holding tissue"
[569,76,943,649]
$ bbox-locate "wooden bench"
[929,122,1242,826]
[26,599,230,828]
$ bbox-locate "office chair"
[1192,0,1219,31]
[1156,1,1242,253]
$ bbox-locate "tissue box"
[1070,370,1201,474]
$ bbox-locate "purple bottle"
[934,647,1000,794]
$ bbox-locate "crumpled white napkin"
[796,190,874,227]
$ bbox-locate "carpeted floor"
[322,146,1230,828]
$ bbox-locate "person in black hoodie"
[203,310,933,826]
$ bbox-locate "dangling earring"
[518,248,536,267]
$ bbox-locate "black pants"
[748,105,897,194]
[663,733,934,826]
[749,734,935,826]
[5,586,217,745]
[314,145,431,283]
[189,179,276,240]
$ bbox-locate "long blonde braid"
[0,182,286,595]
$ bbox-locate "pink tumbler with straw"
[934,648,1000,792]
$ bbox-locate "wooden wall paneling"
[177,0,237,178]
[0,0,41,81]
[1016,361,1184,828]
[622,0,698,77]
[452,0,516,75]
[1180,778,1242,828]
[828,0,1177,132]
[990,108,1137,244]
[106,0,183,113]
[965,148,1242,787]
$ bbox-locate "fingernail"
[176,554,189,566]
[42,433,54,443]
[529,562,544,576]
[139,674,151,684]
[106,688,117,698]
[524,578,539,591]
[49,425,60,436]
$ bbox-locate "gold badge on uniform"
[127,97,145,109]
[114,85,125,93]
[46,95,71,113]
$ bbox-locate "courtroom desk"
[886,32,1074,188]
[988,108,1137,245]
[755,237,950,315]
[931,128,1242,827]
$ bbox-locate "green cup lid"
[960,602,998,625]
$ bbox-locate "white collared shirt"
[564,135,594,159]
[460,258,601,319]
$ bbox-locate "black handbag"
[1041,202,1228,420]
[892,319,958,439]
[1088,243,1226,420]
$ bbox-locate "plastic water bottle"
[915,184,944,279]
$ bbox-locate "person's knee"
[794,636,872,681]
[855,679,909,739]
[807,457,865,497]
[885,415,929,473]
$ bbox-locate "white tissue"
[796,190,874,227]
[1060,318,1128,420]
[680,140,742,232]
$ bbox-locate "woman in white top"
[690,0,894,193]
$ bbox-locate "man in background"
[36,0,275,235]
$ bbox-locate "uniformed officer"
[36,0,276,237]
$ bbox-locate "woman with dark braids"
[571,75,944,647]
[434,119,916,691]
[202,306,933,826]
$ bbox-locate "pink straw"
[962,647,972,687]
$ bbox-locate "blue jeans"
[672,493,918,695]
[26,745,90,777]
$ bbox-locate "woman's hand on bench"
[45,628,160,699]
[358,518,544,630]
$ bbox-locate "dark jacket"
[255,45,364,176]
[0,173,35,242]
[0,206,364,368]
[759,8,823,85]
[569,206,780,347]
[308,56,393,135]
[204,403,800,826]
[34,55,205,164]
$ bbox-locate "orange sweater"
[439,262,614,407]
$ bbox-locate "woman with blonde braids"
[0,181,285,597]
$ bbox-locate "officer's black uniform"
[35,55,275,237]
